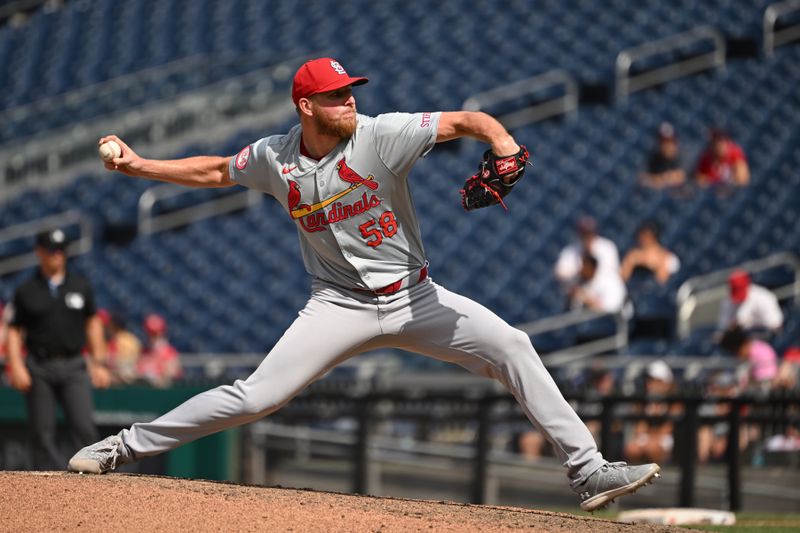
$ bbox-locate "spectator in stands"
[716,270,784,336]
[720,325,778,395]
[516,428,547,460]
[774,346,800,391]
[620,221,680,285]
[137,313,181,388]
[99,309,142,385]
[581,367,625,459]
[696,128,749,188]
[763,421,800,455]
[555,217,620,302]
[624,360,681,465]
[697,371,744,464]
[568,253,627,313]
[639,122,686,189]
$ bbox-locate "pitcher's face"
[309,86,357,139]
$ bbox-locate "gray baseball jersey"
[229,112,439,290]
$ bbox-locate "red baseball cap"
[784,346,800,363]
[291,58,368,106]
[729,270,750,304]
[144,313,167,336]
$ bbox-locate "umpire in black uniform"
[5,228,110,469]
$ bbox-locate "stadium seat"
[2,2,798,354]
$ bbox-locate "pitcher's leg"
[393,282,604,484]
[120,294,381,459]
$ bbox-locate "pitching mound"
[0,472,695,532]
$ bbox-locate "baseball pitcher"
[69,58,659,511]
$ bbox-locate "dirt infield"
[0,471,696,532]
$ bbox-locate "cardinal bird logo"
[288,159,379,220]
[286,158,383,233]
[287,180,312,214]
[336,158,378,190]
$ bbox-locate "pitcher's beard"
[314,112,357,139]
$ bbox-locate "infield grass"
[548,509,800,532]
[684,513,800,533]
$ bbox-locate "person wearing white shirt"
[570,254,627,313]
[717,270,784,333]
[555,217,620,289]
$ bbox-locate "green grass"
[545,508,800,532]
[684,513,800,533]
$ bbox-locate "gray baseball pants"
[119,278,605,485]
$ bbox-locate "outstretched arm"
[440,112,530,211]
[99,135,235,188]
[436,111,519,156]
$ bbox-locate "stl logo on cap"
[330,60,346,75]
[292,57,368,105]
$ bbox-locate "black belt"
[31,349,80,360]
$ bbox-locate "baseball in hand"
[98,140,122,162]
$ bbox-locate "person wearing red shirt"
[137,313,181,388]
[696,129,749,187]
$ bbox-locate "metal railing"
[462,70,578,129]
[0,0,48,23]
[0,55,207,138]
[177,353,735,387]
[764,0,800,56]
[138,184,262,235]
[676,252,800,339]
[0,210,93,276]
[615,26,726,104]
[0,54,307,200]
[516,308,629,363]
[241,389,800,511]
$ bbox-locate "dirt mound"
[0,472,695,532]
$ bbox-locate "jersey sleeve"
[9,289,26,327]
[82,281,97,318]
[228,137,278,196]
[729,143,747,163]
[760,289,784,330]
[372,112,441,176]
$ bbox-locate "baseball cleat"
[575,462,661,512]
[67,435,127,474]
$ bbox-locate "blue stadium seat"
[2,2,798,354]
